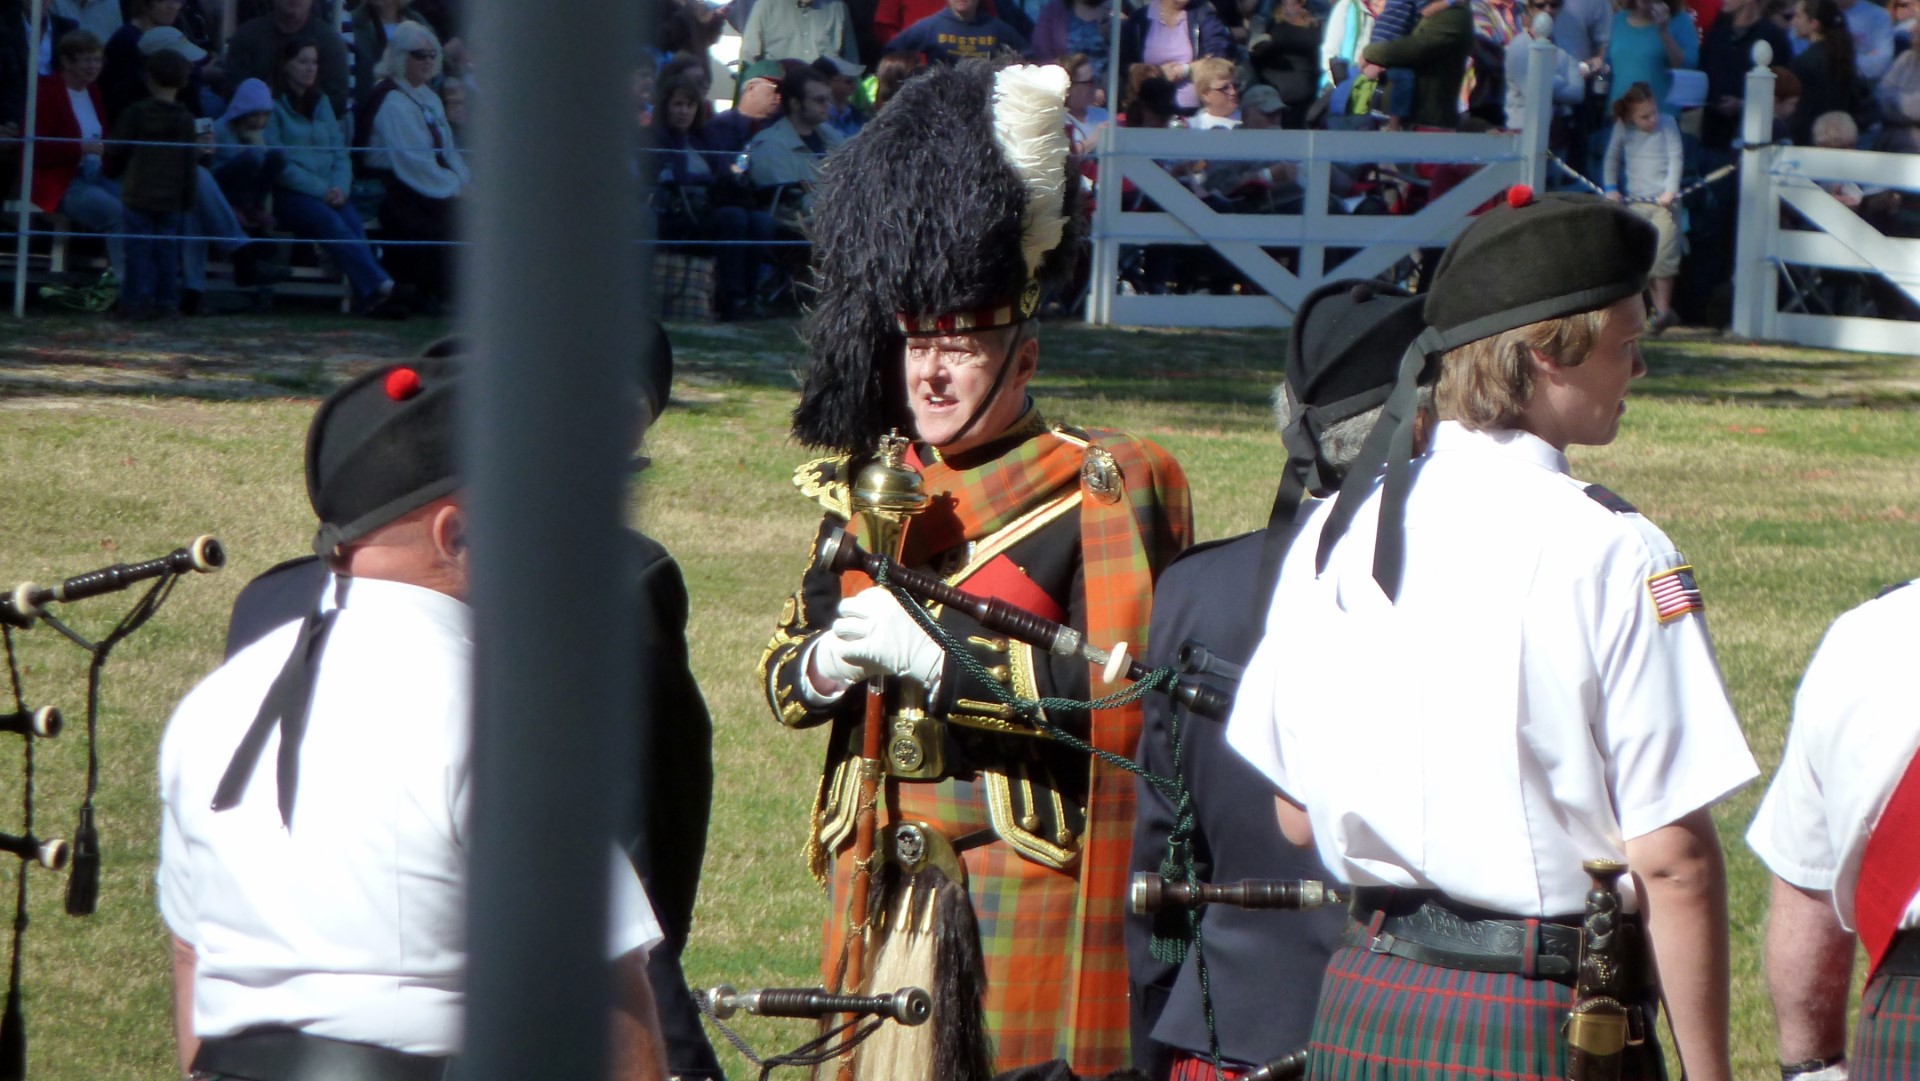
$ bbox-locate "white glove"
[808,587,946,691]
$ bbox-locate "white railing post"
[1087,122,1117,324]
[1521,34,1555,190]
[12,0,44,318]
[1731,42,1777,341]
[1087,1,1127,325]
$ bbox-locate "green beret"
[1424,189,1657,347]
[306,358,461,557]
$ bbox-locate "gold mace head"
[852,430,929,560]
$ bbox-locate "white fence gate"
[1083,41,1557,328]
[1732,58,1920,356]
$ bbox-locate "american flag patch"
[1647,565,1704,622]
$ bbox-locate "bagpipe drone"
[0,537,223,1079]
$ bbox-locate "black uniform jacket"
[1125,531,1346,1075]
[761,439,1097,870]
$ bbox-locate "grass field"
[0,312,1916,1080]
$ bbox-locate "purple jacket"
[1120,1,1233,72]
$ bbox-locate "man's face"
[1527,295,1647,449]
[949,0,980,21]
[740,77,781,116]
[902,329,1037,454]
[274,0,311,25]
[795,79,834,126]
[829,72,855,104]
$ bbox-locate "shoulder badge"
[1876,580,1913,600]
[1583,484,1639,515]
[1081,445,1124,505]
[1646,564,1704,623]
[793,455,852,519]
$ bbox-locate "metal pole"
[1731,44,1775,341]
[13,0,46,318]
[461,0,647,1077]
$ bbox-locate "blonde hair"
[1190,57,1236,94]
[1811,109,1858,147]
[1435,308,1612,429]
[374,20,442,83]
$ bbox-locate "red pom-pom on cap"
[1506,184,1535,209]
[384,367,423,401]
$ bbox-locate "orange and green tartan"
[818,415,1190,1075]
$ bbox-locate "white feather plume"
[990,64,1072,280]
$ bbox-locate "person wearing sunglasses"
[364,20,470,315]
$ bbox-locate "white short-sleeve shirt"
[158,577,661,1056]
[1747,581,1920,932]
[1226,422,1758,916]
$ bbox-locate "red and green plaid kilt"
[1852,973,1920,1081]
[1307,945,1667,1081]
[1170,1051,1259,1080]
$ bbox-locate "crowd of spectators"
[0,0,466,317]
[0,0,1909,324]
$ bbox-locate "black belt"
[1879,929,1920,979]
[193,1030,455,1081]
[1344,887,1646,990]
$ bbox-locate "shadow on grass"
[0,310,455,402]
[4,310,1917,413]
[1637,334,1920,408]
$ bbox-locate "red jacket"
[32,74,105,213]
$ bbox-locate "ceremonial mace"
[840,435,929,1007]
[816,527,1235,720]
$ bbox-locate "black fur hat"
[791,60,1083,453]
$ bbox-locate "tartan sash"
[832,411,1193,1072]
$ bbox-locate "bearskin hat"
[790,60,1084,453]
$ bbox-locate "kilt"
[1169,1050,1258,1079]
[1852,972,1920,1081]
[1306,945,1667,1081]
[822,772,1081,1073]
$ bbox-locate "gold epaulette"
[792,454,852,519]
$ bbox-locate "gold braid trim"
[793,454,852,519]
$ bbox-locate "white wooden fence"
[1732,54,1920,356]
[1083,38,1557,328]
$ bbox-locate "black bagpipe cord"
[1,627,33,1081]
[36,572,181,918]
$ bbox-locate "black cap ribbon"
[210,590,341,829]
